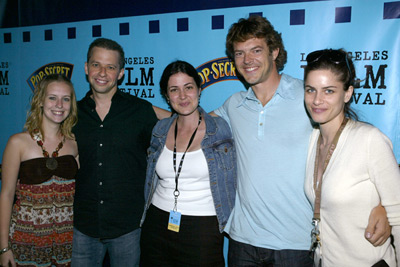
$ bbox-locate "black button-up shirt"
[73,90,157,238]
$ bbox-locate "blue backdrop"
[0,0,399,264]
[1,0,399,163]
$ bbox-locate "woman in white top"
[303,48,400,266]
[140,60,236,266]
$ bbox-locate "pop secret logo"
[26,62,74,91]
[196,57,238,89]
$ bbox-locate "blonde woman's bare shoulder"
[6,132,32,147]
[2,132,30,162]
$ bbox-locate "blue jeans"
[71,227,141,267]
[228,238,313,267]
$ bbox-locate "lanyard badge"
[168,210,182,232]
[309,218,320,258]
[168,114,202,233]
[168,190,181,232]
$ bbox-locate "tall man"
[72,38,158,266]
[213,16,390,266]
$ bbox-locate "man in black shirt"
[72,38,158,266]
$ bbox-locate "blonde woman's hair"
[24,74,78,140]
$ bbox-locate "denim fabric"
[140,106,237,232]
[71,227,141,267]
[228,238,313,267]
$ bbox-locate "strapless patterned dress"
[9,155,78,267]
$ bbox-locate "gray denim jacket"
[140,106,237,232]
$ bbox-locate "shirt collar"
[237,74,298,107]
[83,89,123,108]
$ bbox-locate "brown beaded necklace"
[33,129,65,170]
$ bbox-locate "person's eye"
[234,52,243,58]
[63,97,71,102]
[305,88,315,93]
[48,96,56,100]
[325,89,334,94]
[108,66,116,70]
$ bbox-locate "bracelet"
[0,246,10,255]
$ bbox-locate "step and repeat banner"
[0,0,399,162]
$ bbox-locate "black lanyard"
[172,113,202,211]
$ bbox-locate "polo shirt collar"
[237,74,297,107]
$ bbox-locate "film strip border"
[1,1,399,44]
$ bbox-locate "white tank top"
[151,146,216,216]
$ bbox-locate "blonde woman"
[0,74,78,266]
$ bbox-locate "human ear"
[118,68,125,80]
[344,86,354,103]
[272,48,279,61]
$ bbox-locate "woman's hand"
[0,250,16,267]
[364,204,391,246]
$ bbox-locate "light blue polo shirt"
[215,74,313,250]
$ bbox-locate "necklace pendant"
[32,129,64,169]
[46,158,58,170]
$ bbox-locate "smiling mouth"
[95,78,108,84]
[179,102,190,107]
[312,108,326,113]
[244,67,257,72]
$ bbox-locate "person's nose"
[56,98,63,108]
[99,66,107,76]
[243,52,253,65]
[313,92,323,105]
[178,89,186,99]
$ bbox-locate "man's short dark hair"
[87,38,125,69]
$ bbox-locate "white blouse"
[305,120,400,267]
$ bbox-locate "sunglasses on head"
[306,49,352,77]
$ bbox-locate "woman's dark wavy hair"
[159,60,201,104]
[226,16,287,72]
[304,48,359,121]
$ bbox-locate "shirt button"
[100,200,104,204]
[99,182,103,185]
[260,123,263,126]
[98,162,102,166]
[99,143,103,147]
[100,125,103,128]
[260,111,264,114]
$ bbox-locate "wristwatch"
[0,246,10,255]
